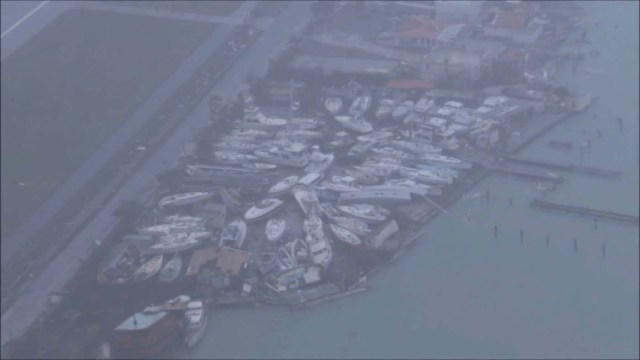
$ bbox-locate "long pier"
[483,163,565,183]
[530,199,639,225]
[289,286,369,311]
[501,155,622,178]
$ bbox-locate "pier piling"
[545,235,549,248]
[573,238,578,253]
[617,117,623,130]
[519,229,524,244]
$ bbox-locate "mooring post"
[519,229,524,244]
[545,235,549,248]
[617,117,623,131]
[573,238,578,253]
[494,224,498,239]
[602,243,606,258]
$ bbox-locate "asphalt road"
[0,0,311,347]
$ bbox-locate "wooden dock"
[289,286,368,310]
[501,155,621,178]
[483,163,564,183]
[530,200,639,225]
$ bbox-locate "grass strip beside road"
[1,9,215,240]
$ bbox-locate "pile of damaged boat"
[97,91,475,356]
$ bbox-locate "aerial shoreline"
[3,1,635,359]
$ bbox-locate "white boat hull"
[330,224,362,246]
[219,220,247,249]
[158,192,213,208]
[245,199,285,222]
[265,218,286,242]
[129,254,164,283]
[337,204,388,223]
[335,115,373,133]
[324,97,343,115]
[268,175,299,195]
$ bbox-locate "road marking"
[1,0,50,39]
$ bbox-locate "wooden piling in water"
[617,117,623,131]
[545,235,549,248]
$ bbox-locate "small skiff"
[158,253,183,283]
[219,220,248,249]
[329,224,362,246]
[129,254,164,283]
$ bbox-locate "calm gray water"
[170,1,639,358]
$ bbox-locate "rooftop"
[499,48,528,62]
[290,55,398,76]
[491,12,529,29]
[455,38,507,61]
[393,16,464,42]
[387,78,435,90]
[427,49,483,66]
